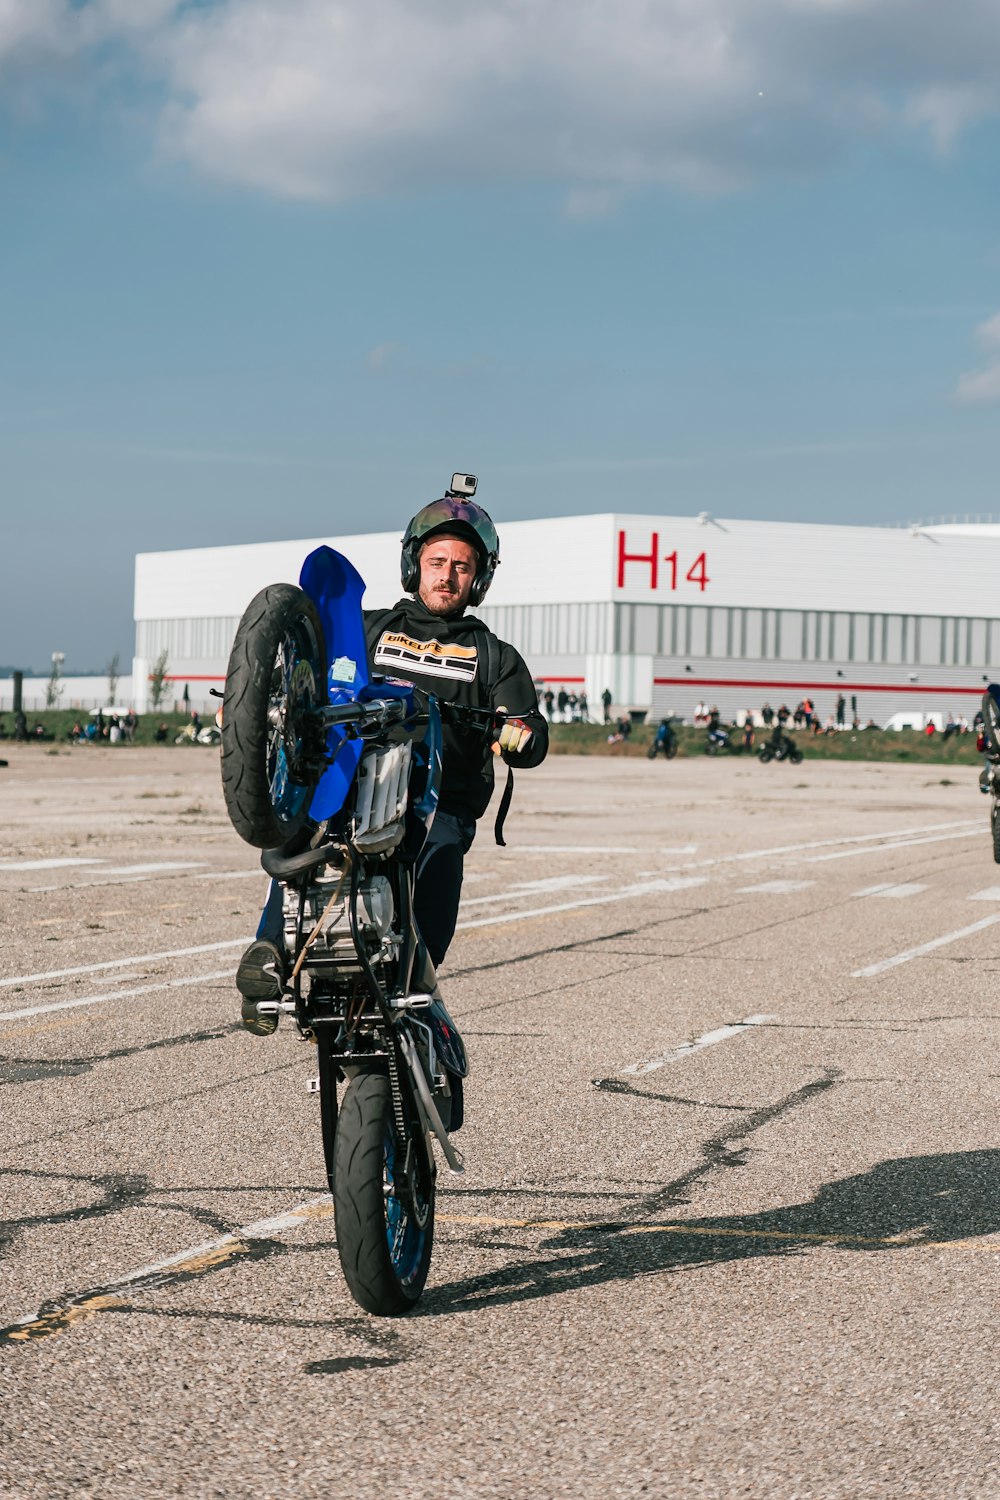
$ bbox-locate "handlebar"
[317,696,409,732]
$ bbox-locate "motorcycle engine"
[283,869,396,970]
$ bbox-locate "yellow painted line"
[8,1199,998,1347]
[437,1212,1000,1254]
[0,1015,92,1040]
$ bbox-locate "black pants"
[413,809,476,969]
[256,808,476,970]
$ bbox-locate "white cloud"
[4,0,1000,200]
[956,362,1000,406]
[975,312,1000,350]
[955,312,1000,405]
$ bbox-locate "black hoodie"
[364,597,548,819]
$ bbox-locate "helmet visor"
[406,498,499,561]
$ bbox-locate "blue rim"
[384,1128,428,1289]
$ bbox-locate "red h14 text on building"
[616,530,711,593]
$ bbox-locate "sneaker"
[236,940,287,1035]
[980,767,993,795]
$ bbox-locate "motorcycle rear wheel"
[334,1070,434,1316]
[790,749,804,764]
[221,584,326,849]
[758,746,773,763]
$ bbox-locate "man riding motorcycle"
[235,490,550,1075]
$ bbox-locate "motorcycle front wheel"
[333,1070,434,1315]
[992,801,1000,865]
[758,746,773,763]
[221,584,326,848]
[983,689,1000,757]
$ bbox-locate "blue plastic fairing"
[299,546,370,822]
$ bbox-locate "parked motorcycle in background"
[220,545,492,1315]
[705,711,738,755]
[647,717,678,760]
[979,686,1000,862]
[758,731,804,765]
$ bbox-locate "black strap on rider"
[494,764,514,847]
[479,630,515,847]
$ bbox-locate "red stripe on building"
[653,676,984,696]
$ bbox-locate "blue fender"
[299,545,370,822]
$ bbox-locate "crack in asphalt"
[0,1024,242,1088]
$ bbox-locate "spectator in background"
[761,702,774,727]
[557,687,569,722]
[942,712,958,741]
[543,688,555,720]
[578,691,589,722]
[601,687,613,723]
[154,722,169,743]
[924,720,936,737]
[741,711,755,751]
[777,703,790,727]
[836,694,846,727]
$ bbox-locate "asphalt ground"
[1,745,999,1499]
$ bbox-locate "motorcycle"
[647,719,678,760]
[758,734,803,765]
[175,723,221,746]
[705,722,738,755]
[219,545,495,1315]
[979,686,1000,862]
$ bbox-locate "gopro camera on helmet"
[448,473,477,498]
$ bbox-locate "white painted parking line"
[510,845,641,854]
[86,862,207,877]
[803,829,981,863]
[969,887,1000,901]
[460,874,603,909]
[655,819,981,874]
[0,857,103,871]
[456,876,710,934]
[0,938,249,990]
[737,880,815,894]
[194,869,265,882]
[852,914,1000,978]
[0,967,238,1022]
[853,883,928,899]
[622,1014,776,1077]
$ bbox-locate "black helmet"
[400,496,500,606]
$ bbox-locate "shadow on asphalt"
[423,1150,1000,1314]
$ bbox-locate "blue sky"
[2,0,1000,671]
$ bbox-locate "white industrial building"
[131,513,1000,725]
